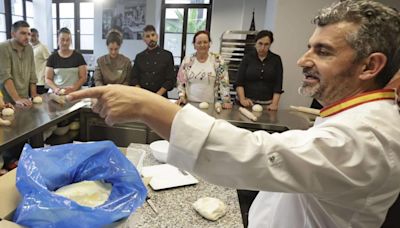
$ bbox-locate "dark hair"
[30,28,38,34]
[143,25,156,33]
[314,0,400,87]
[58,27,71,37]
[12,21,30,32]
[192,30,211,44]
[106,30,123,46]
[255,30,274,43]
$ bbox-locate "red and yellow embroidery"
[320,89,396,118]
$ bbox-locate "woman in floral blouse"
[176,31,232,109]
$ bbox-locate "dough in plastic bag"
[54,180,112,207]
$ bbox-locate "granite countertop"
[120,144,243,228]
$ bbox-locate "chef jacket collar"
[320,89,396,118]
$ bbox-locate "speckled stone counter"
[121,143,244,228]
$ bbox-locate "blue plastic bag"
[13,141,147,228]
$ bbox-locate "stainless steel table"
[0,95,88,151]
[192,102,313,132]
[0,97,313,151]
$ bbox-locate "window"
[0,0,6,41]
[79,2,94,50]
[52,3,57,49]
[160,0,212,65]
[2,0,35,40]
[11,0,24,23]
[52,0,94,54]
[52,2,75,49]
[25,0,33,28]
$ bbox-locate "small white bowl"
[149,140,169,163]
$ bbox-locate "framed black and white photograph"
[102,0,146,40]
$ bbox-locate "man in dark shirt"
[130,25,175,97]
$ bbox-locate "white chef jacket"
[167,89,400,228]
[32,42,50,86]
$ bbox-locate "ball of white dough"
[199,102,209,109]
[69,121,80,130]
[33,96,43,104]
[2,108,14,116]
[252,104,263,112]
[59,88,66,95]
[0,118,11,126]
[193,197,227,221]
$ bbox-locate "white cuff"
[167,104,215,172]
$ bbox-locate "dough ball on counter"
[54,180,112,208]
[199,102,209,109]
[252,104,263,112]
[69,121,80,130]
[2,108,14,116]
[33,96,43,104]
[193,197,227,221]
[0,118,11,126]
[59,88,66,95]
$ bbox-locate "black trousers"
[36,85,49,95]
[237,190,259,228]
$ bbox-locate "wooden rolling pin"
[290,106,320,115]
[239,107,257,121]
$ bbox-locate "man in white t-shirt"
[30,28,50,94]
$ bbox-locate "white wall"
[264,0,278,31]
[265,0,400,109]
[208,0,243,52]
[209,0,267,52]
[242,0,267,31]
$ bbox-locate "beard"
[148,41,157,48]
[298,68,322,98]
[298,81,321,98]
[16,39,29,46]
[298,62,360,106]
